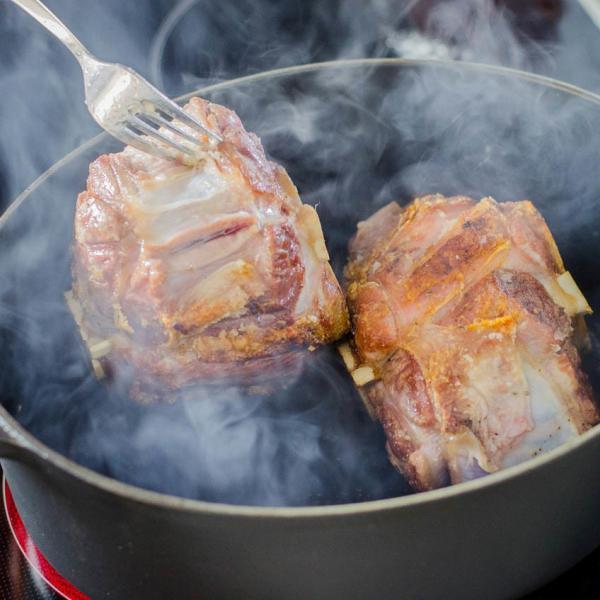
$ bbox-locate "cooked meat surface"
[343,194,599,490]
[72,97,348,397]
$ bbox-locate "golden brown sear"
[71,97,348,399]
[343,194,598,490]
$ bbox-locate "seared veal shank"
[343,194,599,490]
[71,97,348,397]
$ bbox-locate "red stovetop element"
[2,479,89,600]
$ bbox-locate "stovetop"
[0,477,89,600]
[1,473,60,599]
[1,1,600,598]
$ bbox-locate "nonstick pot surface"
[1,59,600,508]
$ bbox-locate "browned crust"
[71,97,349,398]
[344,194,599,490]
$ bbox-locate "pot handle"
[0,422,37,463]
[0,438,28,460]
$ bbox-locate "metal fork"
[10,0,222,161]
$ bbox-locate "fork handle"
[10,0,93,62]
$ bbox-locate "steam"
[0,0,575,206]
[1,0,600,506]
[0,0,166,207]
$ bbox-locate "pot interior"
[1,59,600,507]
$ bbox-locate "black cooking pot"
[1,59,600,599]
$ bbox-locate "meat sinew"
[342,194,599,490]
[71,97,349,398]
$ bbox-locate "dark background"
[1,0,600,598]
[2,0,600,212]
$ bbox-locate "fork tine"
[115,128,178,160]
[151,96,223,143]
[139,111,204,147]
[126,115,198,159]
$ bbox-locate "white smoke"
[1,0,599,506]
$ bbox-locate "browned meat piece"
[343,194,598,490]
[72,97,349,398]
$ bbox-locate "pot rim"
[2,57,600,518]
